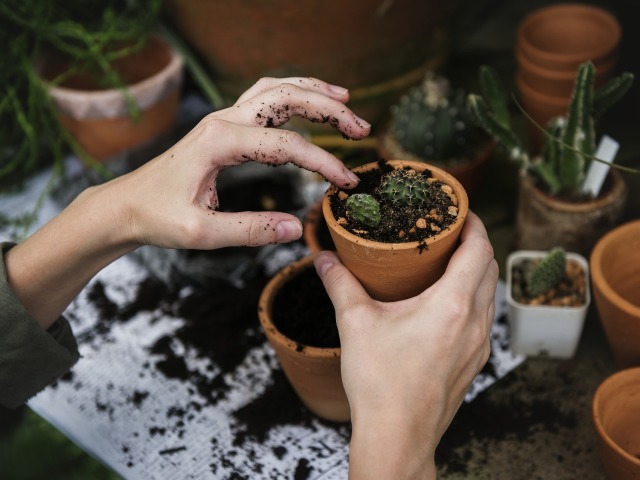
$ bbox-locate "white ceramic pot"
[506,250,590,358]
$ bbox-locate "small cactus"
[527,247,566,297]
[391,71,479,161]
[378,169,433,207]
[345,193,381,228]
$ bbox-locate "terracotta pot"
[377,125,495,197]
[40,34,184,160]
[592,367,640,479]
[257,255,349,422]
[322,160,469,302]
[590,220,640,369]
[163,0,457,128]
[516,3,621,72]
[303,199,335,254]
[515,169,627,255]
[506,250,590,359]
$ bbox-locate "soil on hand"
[272,267,339,349]
[511,258,587,307]
[329,159,457,244]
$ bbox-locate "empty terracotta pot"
[592,367,640,479]
[258,255,349,422]
[590,220,640,368]
[517,3,621,72]
[322,160,468,302]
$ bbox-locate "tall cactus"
[527,247,566,297]
[467,62,634,196]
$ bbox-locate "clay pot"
[39,34,184,160]
[377,125,496,197]
[322,160,468,302]
[303,199,335,254]
[516,3,621,72]
[257,255,349,422]
[592,367,640,479]
[163,0,458,128]
[590,220,640,369]
[515,169,628,255]
[506,250,590,359]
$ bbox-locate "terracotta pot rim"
[506,250,591,311]
[590,220,640,317]
[517,3,621,66]
[515,47,617,81]
[258,254,341,357]
[592,367,640,466]
[322,160,469,250]
[520,169,627,213]
[44,34,184,105]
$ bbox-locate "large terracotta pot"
[163,0,457,127]
[515,169,628,255]
[592,367,640,479]
[590,220,640,369]
[322,160,468,302]
[40,34,184,160]
[258,255,349,422]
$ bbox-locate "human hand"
[314,211,498,479]
[106,76,370,250]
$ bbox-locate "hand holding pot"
[315,211,498,479]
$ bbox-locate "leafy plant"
[467,62,634,198]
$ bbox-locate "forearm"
[348,410,438,480]
[4,181,137,329]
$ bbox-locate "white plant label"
[582,135,619,197]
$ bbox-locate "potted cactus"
[468,62,634,254]
[506,247,590,358]
[378,71,495,195]
[321,159,468,302]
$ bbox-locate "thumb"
[314,251,370,313]
[205,211,303,248]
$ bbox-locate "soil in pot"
[510,257,587,307]
[328,159,458,247]
[272,266,339,349]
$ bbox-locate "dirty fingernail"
[276,220,302,243]
[354,115,371,129]
[328,84,348,95]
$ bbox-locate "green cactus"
[345,193,381,228]
[467,62,634,196]
[378,169,433,207]
[527,247,567,297]
[390,71,479,161]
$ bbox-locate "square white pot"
[506,250,591,359]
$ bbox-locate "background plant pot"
[258,255,349,422]
[592,367,640,479]
[506,250,590,358]
[322,160,468,302]
[516,3,621,72]
[40,34,184,161]
[163,0,457,129]
[590,220,640,369]
[303,199,335,254]
[515,169,628,255]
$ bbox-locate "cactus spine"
[468,62,634,196]
[345,193,381,228]
[378,169,433,207]
[527,247,566,297]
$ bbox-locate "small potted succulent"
[257,254,349,423]
[506,247,590,358]
[378,71,495,195]
[468,62,634,254]
[321,159,468,302]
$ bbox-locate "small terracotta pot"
[590,220,640,369]
[322,160,468,302]
[303,199,335,254]
[40,34,184,161]
[515,169,627,255]
[516,3,621,72]
[592,367,640,479]
[377,125,496,197]
[258,255,349,422]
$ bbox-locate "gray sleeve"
[0,242,80,408]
